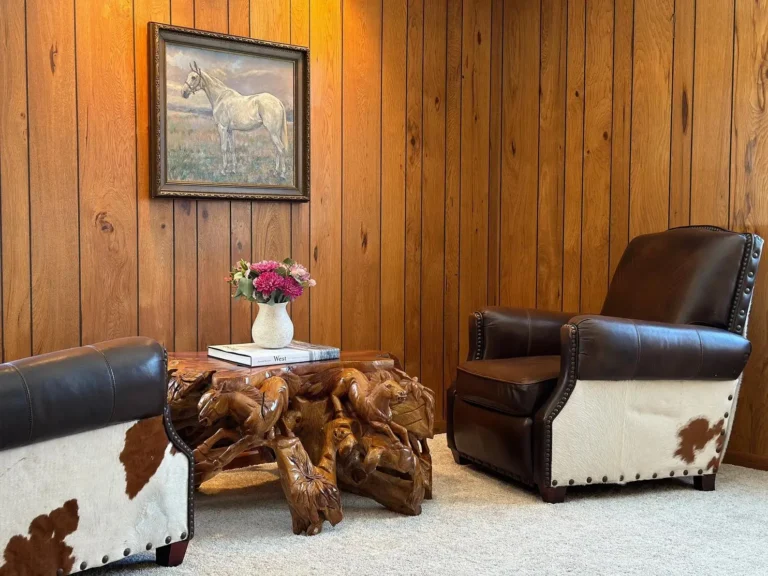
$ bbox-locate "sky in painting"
[166,42,295,115]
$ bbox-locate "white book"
[207,340,340,367]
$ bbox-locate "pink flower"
[253,271,283,297]
[281,276,304,300]
[251,260,280,273]
[289,264,310,282]
[308,279,317,287]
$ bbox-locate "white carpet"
[92,434,768,575]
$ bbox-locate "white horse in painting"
[182,61,289,177]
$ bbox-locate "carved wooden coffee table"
[167,351,434,535]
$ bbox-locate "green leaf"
[235,276,254,300]
[282,257,295,266]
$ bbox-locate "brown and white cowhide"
[550,377,740,486]
[0,417,189,575]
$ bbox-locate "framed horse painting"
[149,23,309,201]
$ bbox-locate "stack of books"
[207,340,340,367]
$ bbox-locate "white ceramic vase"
[252,301,294,348]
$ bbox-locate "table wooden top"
[168,350,401,385]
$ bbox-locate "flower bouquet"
[228,258,315,347]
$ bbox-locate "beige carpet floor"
[92,434,768,575]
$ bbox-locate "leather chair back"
[601,226,763,336]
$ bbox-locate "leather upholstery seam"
[695,328,704,379]
[87,345,118,423]
[457,395,531,418]
[457,371,555,386]
[7,363,34,444]
[633,321,641,380]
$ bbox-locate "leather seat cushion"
[455,356,560,416]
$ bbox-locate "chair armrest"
[568,315,751,381]
[468,307,575,360]
[0,336,166,451]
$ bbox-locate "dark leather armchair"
[447,226,763,502]
[0,337,194,573]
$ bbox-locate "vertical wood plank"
[76,0,138,344]
[563,0,586,313]
[486,0,503,307]
[405,0,424,374]
[171,0,197,352]
[194,0,231,351]
[136,0,173,349]
[669,0,694,229]
[459,0,491,361]
[341,0,382,351]
[444,0,462,399]
[291,0,310,45]
[381,0,407,364]
[537,0,566,311]
[250,0,292,329]
[229,0,250,35]
[690,0,734,228]
[309,0,343,347]
[499,0,538,309]
[629,0,674,239]
[422,0,447,416]
[728,0,768,456]
[609,0,634,278]
[251,0,291,40]
[290,0,311,341]
[171,0,194,28]
[27,0,81,354]
[229,1,253,344]
[580,0,613,313]
[230,203,252,343]
[0,0,32,360]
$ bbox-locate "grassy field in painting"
[166,110,295,186]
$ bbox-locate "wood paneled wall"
[2,0,768,463]
[0,0,464,424]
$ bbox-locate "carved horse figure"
[196,376,291,473]
[303,368,411,448]
[182,61,289,177]
[273,416,359,535]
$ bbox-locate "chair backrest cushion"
[601,226,762,335]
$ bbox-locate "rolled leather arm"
[568,315,751,381]
[469,307,575,360]
[0,336,166,451]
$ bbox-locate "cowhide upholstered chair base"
[447,226,763,503]
[0,337,194,574]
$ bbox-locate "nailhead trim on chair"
[728,233,759,337]
[472,312,484,360]
[162,348,196,540]
[542,324,579,487]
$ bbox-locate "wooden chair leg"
[156,541,189,567]
[540,486,567,504]
[694,474,716,492]
[451,448,469,465]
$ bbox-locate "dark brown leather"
[452,396,535,484]
[0,337,166,452]
[570,315,751,381]
[455,356,560,416]
[602,227,756,332]
[468,307,574,360]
